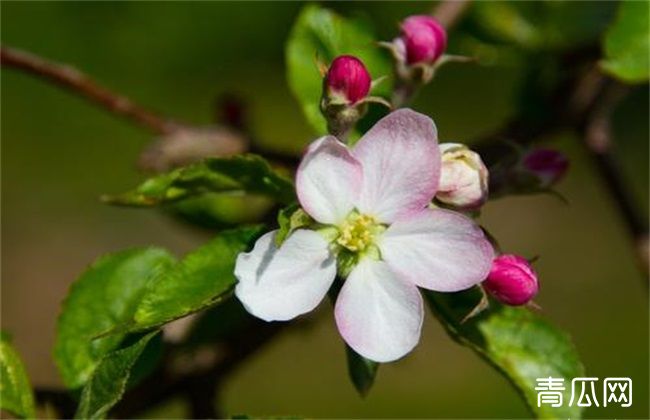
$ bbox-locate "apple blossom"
[235,109,494,362]
[483,254,538,306]
[436,143,489,209]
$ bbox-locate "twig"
[1,46,180,135]
[111,320,287,418]
[1,45,299,172]
[578,75,649,277]
[432,0,472,28]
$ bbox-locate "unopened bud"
[325,55,371,105]
[436,143,489,209]
[522,149,569,187]
[484,255,539,306]
[401,15,447,65]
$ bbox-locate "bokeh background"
[2,1,648,418]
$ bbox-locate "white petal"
[352,109,440,223]
[379,209,494,292]
[235,229,336,321]
[334,258,423,362]
[296,136,362,224]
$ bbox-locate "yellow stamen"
[336,214,378,252]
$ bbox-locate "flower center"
[336,213,381,252]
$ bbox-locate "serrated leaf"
[0,336,36,419]
[286,4,391,134]
[54,248,176,389]
[601,0,650,83]
[424,288,584,418]
[75,332,157,420]
[128,225,265,331]
[104,154,295,208]
[345,345,378,397]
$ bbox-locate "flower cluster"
[234,13,551,363]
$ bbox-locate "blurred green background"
[1,1,648,418]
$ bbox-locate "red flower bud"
[400,15,447,65]
[483,255,538,306]
[523,149,569,186]
[326,55,371,105]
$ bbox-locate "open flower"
[235,109,494,362]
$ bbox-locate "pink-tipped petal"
[297,136,363,225]
[235,229,336,321]
[334,258,423,363]
[379,209,494,292]
[352,109,440,223]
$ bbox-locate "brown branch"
[1,45,299,172]
[1,46,180,135]
[110,319,287,419]
[432,0,472,28]
[578,75,649,277]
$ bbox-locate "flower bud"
[483,255,539,306]
[436,143,489,209]
[522,149,569,187]
[325,55,371,105]
[400,15,447,65]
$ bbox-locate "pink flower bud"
[400,15,447,65]
[436,143,489,209]
[326,55,371,105]
[523,149,569,187]
[484,255,538,306]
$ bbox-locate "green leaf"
[286,4,391,134]
[0,336,36,418]
[128,225,265,331]
[424,288,584,419]
[345,345,378,397]
[104,155,295,208]
[166,193,274,230]
[75,332,158,420]
[601,0,650,83]
[276,203,313,246]
[55,248,176,389]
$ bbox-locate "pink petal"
[297,136,363,224]
[334,258,423,362]
[235,229,336,321]
[352,109,440,223]
[379,208,494,292]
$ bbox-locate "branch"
[1,46,180,135]
[111,319,288,418]
[1,45,298,172]
[578,75,649,277]
[432,0,472,28]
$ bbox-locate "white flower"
[235,109,494,362]
[436,143,489,209]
